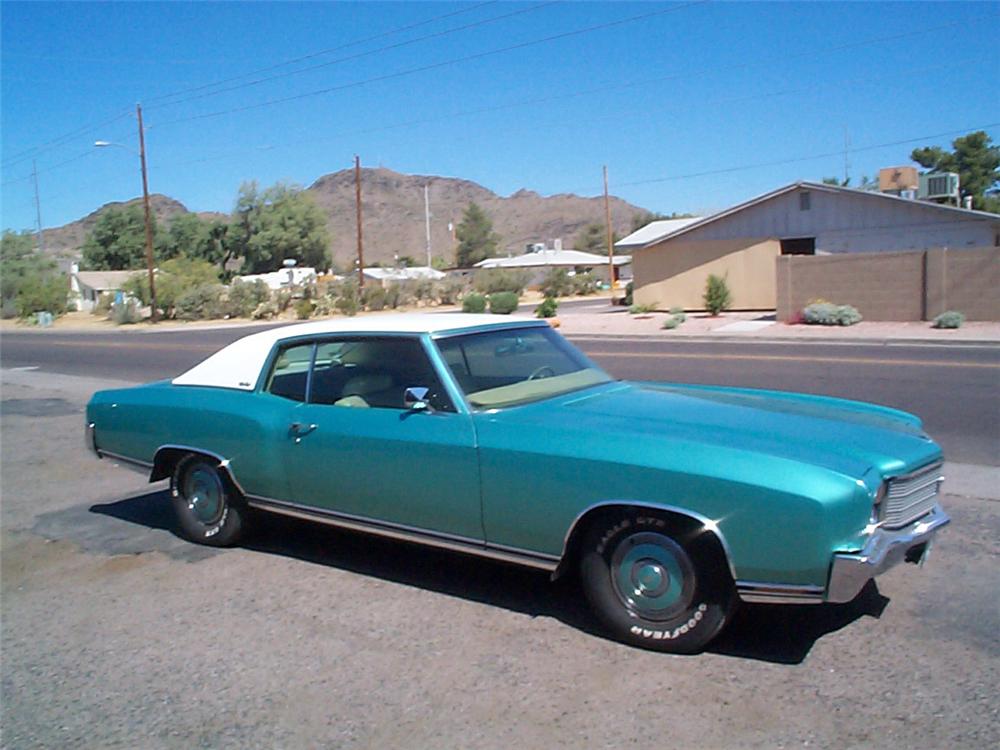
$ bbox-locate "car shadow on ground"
[90,490,888,665]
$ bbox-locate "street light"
[94,103,158,321]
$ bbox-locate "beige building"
[620,181,1000,311]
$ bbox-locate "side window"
[265,343,314,402]
[310,337,455,412]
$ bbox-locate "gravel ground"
[2,370,998,749]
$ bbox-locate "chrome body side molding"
[736,581,825,605]
[151,444,247,495]
[98,449,154,475]
[246,495,560,572]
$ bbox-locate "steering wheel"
[527,365,556,381]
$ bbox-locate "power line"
[2,109,133,169]
[150,1,709,128]
[147,1,560,110]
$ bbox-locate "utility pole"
[603,165,616,304]
[31,160,45,253]
[424,183,432,268]
[136,103,158,322]
[354,155,365,288]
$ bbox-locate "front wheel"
[171,454,246,546]
[579,512,735,653]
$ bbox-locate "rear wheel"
[171,454,245,546]
[579,511,735,653]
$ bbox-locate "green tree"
[703,273,732,316]
[1,230,68,317]
[911,131,1000,211]
[81,205,167,270]
[123,256,220,319]
[455,202,500,267]
[228,181,331,274]
[574,222,620,254]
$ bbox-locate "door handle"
[289,422,318,438]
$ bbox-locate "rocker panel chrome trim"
[99,450,154,475]
[736,581,825,605]
[246,495,559,572]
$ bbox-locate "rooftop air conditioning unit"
[919,172,959,201]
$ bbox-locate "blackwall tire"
[579,511,735,653]
[171,454,245,547]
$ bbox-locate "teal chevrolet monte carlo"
[86,314,949,653]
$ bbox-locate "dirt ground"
[1,370,998,749]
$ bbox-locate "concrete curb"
[562,333,1000,347]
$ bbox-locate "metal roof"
[614,217,703,249]
[475,249,631,268]
[627,181,1000,250]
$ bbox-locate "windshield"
[435,326,612,408]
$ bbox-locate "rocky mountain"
[307,167,645,266]
[38,167,648,267]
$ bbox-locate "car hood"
[546,381,941,480]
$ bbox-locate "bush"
[540,268,574,298]
[175,284,225,321]
[802,302,863,326]
[225,279,270,318]
[474,268,530,295]
[572,271,600,296]
[93,292,114,317]
[110,299,142,325]
[124,257,219,319]
[933,310,965,329]
[436,277,467,306]
[623,281,633,306]
[535,297,559,318]
[335,280,360,316]
[362,284,387,311]
[703,274,732,316]
[629,303,656,315]
[15,272,69,318]
[294,299,316,320]
[662,315,684,330]
[489,291,519,315]
[251,300,278,319]
[462,292,487,313]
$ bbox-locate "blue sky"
[2,1,998,234]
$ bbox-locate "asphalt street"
[3,324,998,464]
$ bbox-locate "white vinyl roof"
[614,218,703,249]
[475,249,631,268]
[172,313,538,391]
[361,266,446,281]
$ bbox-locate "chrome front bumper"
[827,504,950,604]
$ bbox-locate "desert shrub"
[629,303,657,315]
[535,296,559,318]
[668,306,686,319]
[251,300,278,319]
[932,310,965,329]
[802,302,863,326]
[572,271,600,296]
[294,299,316,320]
[474,268,530,295]
[409,278,436,304]
[93,292,114,317]
[225,279,270,318]
[110,299,142,325]
[703,274,732,316]
[15,272,69,317]
[383,284,402,309]
[662,315,684,330]
[362,284,387,311]
[623,281,633,306]
[436,277,466,305]
[175,284,225,321]
[462,292,487,313]
[124,257,219,319]
[273,289,293,312]
[335,280,360,316]
[489,291,519,315]
[540,268,574,298]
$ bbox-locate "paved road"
[4,326,998,464]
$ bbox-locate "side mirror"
[403,386,431,411]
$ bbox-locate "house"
[70,265,142,311]
[360,266,446,286]
[475,248,632,287]
[623,181,1000,311]
[238,267,318,290]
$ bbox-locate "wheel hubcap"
[184,467,224,525]
[610,532,695,621]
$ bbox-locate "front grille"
[883,462,944,529]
